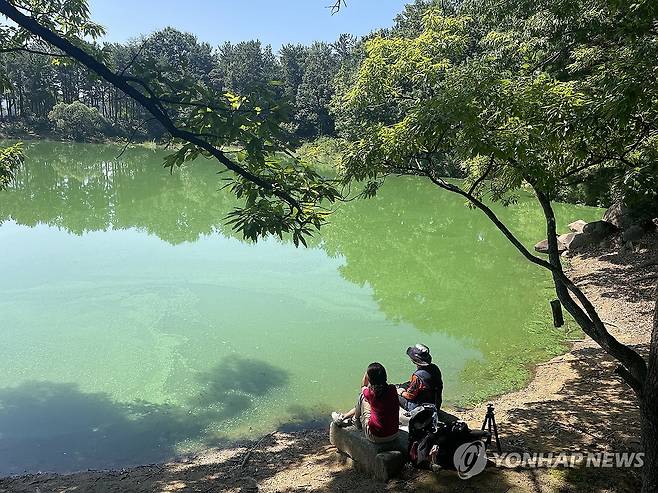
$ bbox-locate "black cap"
[406,344,432,366]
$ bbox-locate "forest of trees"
[0,27,364,141]
[0,2,455,143]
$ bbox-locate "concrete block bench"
[329,422,408,481]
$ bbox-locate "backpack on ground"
[407,405,489,469]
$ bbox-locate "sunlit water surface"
[0,141,602,474]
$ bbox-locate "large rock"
[622,224,646,243]
[582,220,617,242]
[568,220,588,234]
[568,232,592,250]
[329,422,407,481]
[560,231,594,251]
[536,229,601,254]
[534,238,567,254]
[603,202,633,230]
[558,233,576,249]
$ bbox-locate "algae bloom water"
[0,141,602,474]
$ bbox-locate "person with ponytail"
[331,362,399,443]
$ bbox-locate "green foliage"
[48,101,109,140]
[338,1,658,222]
[1,15,362,143]
[0,143,23,189]
[293,42,339,138]
[211,40,279,96]
[140,27,215,84]
[296,137,345,174]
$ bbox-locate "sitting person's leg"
[332,389,365,426]
[331,391,372,430]
[398,393,419,412]
[358,394,398,443]
[355,392,370,430]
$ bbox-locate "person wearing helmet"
[397,344,443,411]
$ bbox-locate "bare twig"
[116,117,156,159]
[329,0,345,14]
[240,432,275,469]
[119,39,149,76]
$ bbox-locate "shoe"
[332,412,353,427]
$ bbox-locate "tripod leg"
[482,415,491,446]
[491,415,502,454]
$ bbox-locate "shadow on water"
[191,355,289,416]
[0,356,289,475]
[0,381,201,475]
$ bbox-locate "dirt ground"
[1,236,655,493]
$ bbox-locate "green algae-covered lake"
[0,141,602,474]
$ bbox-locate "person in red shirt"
[331,362,400,443]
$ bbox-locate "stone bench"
[329,422,408,481]
[329,408,461,481]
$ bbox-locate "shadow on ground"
[571,234,657,306]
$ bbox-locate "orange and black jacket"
[401,363,443,408]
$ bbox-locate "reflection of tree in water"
[1,143,599,404]
[320,177,555,336]
[318,178,596,402]
[2,143,592,345]
[0,141,240,244]
[0,356,289,475]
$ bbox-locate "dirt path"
[1,238,655,493]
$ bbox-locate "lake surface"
[0,141,602,474]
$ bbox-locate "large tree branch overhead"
[0,0,301,211]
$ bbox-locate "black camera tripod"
[481,403,502,453]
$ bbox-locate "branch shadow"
[494,344,647,492]
[569,234,657,304]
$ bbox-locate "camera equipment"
[481,403,502,453]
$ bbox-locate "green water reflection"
[0,141,602,474]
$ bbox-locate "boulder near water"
[535,219,617,254]
[603,202,633,230]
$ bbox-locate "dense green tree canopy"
[338,0,658,218]
[48,100,107,139]
[0,141,21,188]
[1,21,359,142]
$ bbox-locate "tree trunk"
[640,276,658,493]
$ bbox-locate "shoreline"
[1,235,654,492]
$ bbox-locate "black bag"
[407,405,489,469]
